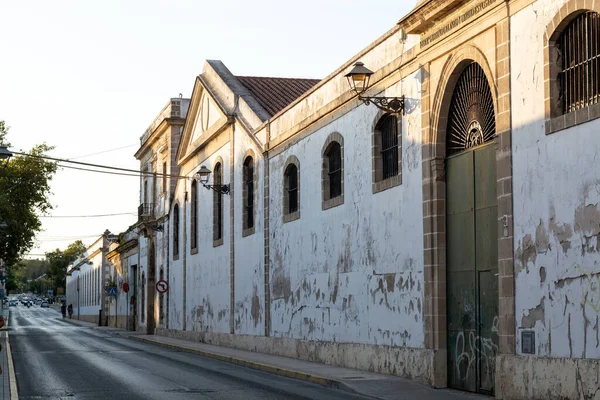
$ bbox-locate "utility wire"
[69,143,138,160]
[58,163,142,178]
[40,212,136,218]
[10,150,191,180]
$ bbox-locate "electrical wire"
[69,143,138,160]
[40,212,136,218]
[58,163,142,178]
[10,150,190,180]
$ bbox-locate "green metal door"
[447,143,498,394]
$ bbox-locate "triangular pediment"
[176,76,231,166]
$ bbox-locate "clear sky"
[0,0,416,257]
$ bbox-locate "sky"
[0,0,416,258]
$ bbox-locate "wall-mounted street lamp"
[0,222,7,229]
[345,62,405,114]
[196,165,230,195]
[0,146,13,168]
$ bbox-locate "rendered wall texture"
[268,75,424,347]
[511,0,600,360]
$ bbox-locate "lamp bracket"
[358,95,405,115]
[201,183,230,195]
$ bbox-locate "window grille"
[327,143,342,199]
[214,163,223,241]
[286,165,298,213]
[559,11,600,114]
[173,204,179,257]
[380,115,399,179]
[191,181,197,249]
[244,157,254,230]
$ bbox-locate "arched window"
[213,162,223,245]
[243,155,255,235]
[283,156,300,223]
[173,203,180,259]
[321,133,344,210]
[558,12,599,114]
[372,113,402,193]
[191,181,198,251]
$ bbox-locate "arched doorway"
[445,62,498,394]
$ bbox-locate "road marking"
[6,333,18,400]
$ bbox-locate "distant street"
[8,306,366,399]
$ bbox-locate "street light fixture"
[195,165,230,195]
[345,62,405,114]
[0,146,12,168]
[0,221,7,229]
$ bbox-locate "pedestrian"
[60,302,66,319]
[67,304,73,319]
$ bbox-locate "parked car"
[8,300,17,307]
[40,301,49,308]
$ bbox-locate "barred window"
[243,156,255,231]
[327,143,342,199]
[191,181,198,250]
[285,164,298,214]
[559,11,600,114]
[213,163,223,242]
[173,204,180,258]
[379,115,399,180]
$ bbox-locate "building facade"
[134,97,189,333]
[135,1,600,398]
[66,230,118,324]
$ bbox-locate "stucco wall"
[183,141,232,334]
[268,75,424,347]
[511,0,600,359]
[233,128,265,335]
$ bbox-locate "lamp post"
[196,165,230,195]
[345,62,405,114]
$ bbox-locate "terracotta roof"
[235,76,321,117]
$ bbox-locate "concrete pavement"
[63,317,489,400]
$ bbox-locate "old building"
[136,0,600,398]
[105,229,138,330]
[134,97,190,333]
[66,230,118,324]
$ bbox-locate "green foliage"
[45,240,86,290]
[0,120,58,268]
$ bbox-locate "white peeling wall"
[185,143,231,333]
[168,219,184,330]
[233,128,265,335]
[269,76,424,347]
[511,0,600,359]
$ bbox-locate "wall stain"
[521,296,546,328]
[272,249,292,301]
[539,266,546,283]
[251,285,261,328]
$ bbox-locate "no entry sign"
[156,280,168,294]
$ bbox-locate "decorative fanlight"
[446,62,496,156]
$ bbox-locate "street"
[8,306,368,399]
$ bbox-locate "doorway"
[445,62,499,395]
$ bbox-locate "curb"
[130,336,344,391]
[5,333,18,400]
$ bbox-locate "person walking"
[60,302,66,319]
[67,304,73,319]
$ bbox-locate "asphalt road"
[8,306,370,399]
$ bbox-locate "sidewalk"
[1,310,17,400]
[64,318,487,400]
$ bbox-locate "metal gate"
[446,62,498,395]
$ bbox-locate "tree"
[45,240,86,291]
[0,121,57,267]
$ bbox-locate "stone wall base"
[155,328,444,387]
[75,315,99,324]
[496,354,600,399]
